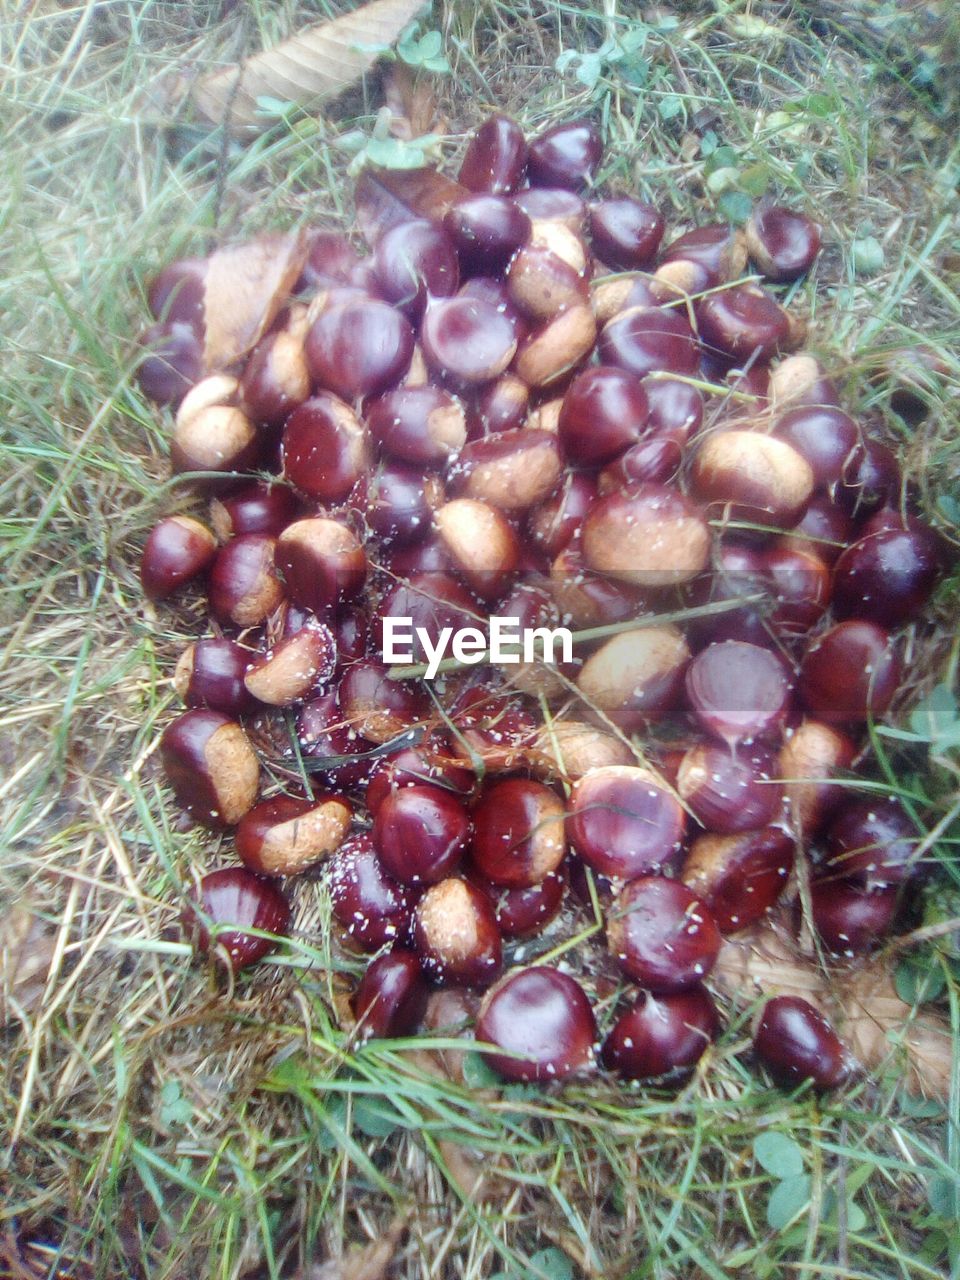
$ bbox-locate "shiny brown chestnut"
[448,684,538,773]
[138,321,203,406]
[784,495,854,564]
[148,256,207,324]
[366,384,467,467]
[514,303,597,388]
[824,795,918,887]
[549,542,647,629]
[209,482,299,541]
[373,219,459,319]
[326,832,420,951]
[771,406,862,494]
[170,404,261,483]
[470,778,566,887]
[469,374,530,435]
[281,393,369,503]
[607,877,721,993]
[691,430,814,530]
[174,637,256,716]
[183,868,290,971]
[754,995,852,1091]
[658,223,747,290]
[568,765,685,879]
[745,206,821,282]
[576,626,690,732]
[236,793,351,876]
[275,518,366,614]
[243,623,337,706]
[557,365,650,466]
[449,428,562,512]
[445,195,532,274]
[434,497,519,599]
[421,295,518,387]
[642,376,704,442]
[468,865,567,938]
[681,827,794,933]
[696,284,795,363]
[141,516,217,601]
[374,572,480,663]
[764,542,832,635]
[506,242,588,320]
[209,534,285,628]
[836,437,901,517]
[296,688,372,788]
[527,720,633,780]
[476,966,596,1082]
[527,120,602,190]
[240,324,311,427]
[599,306,700,379]
[511,187,586,233]
[414,877,502,987]
[831,527,941,628]
[582,482,712,587]
[366,740,474,815]
[366,462,442,546]
[677,741,784,834]
[778,719,857,836]
[459,114,528,194]
[528,472,598,558]
[768,354,841,411]
[298,229,363,291]
[373,784,472,885]
[601,988,719,1081]
[352,948,429,1040]
[798,621,900,725]
[810,879,899,954]
[685,641,794,745]
[305,297,414,401]
[598,435,683,491]
[588,197,664,269]
[339,660,426,745]
[160,709,260,828]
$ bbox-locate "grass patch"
[2,1,959,1276]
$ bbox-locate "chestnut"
[469,374,530,435]
[527,120,602,190]
[352,948,429,1040]
[599,306,699,379]
[601,988,719,1081]
[785,494,854,563]
[836,437,901,517]
[326,832,420,951]
[527,720,633,779]
[296,689,372,788]
[240,324,310,427]
[772,406,862,494]
[183,867,289,971]
[305,297,414,401]
[696,284,795,363]
[468,865,567,938]
[778,719,856,835]
[824,795,918,886]
[275,518,366,613]
[681,828,794,933]
[809,879,899,954]
[449,429,562,512]
[567,765,685,879]
[691,430,814,530]
[798,621,900,724]
[445,195,532,274]
[685,641,794,745]
[375,572,480,662]
[471,778,566,887]
[281,393,369,502]
[588,197,664,270]
[576,626,690,731]
[754,995,852,1091]
[475,966,596,1082]
[413,877,502,986]
[513,303,597,389]
[236,793,351,876]
[607,876,721,993]
[511,187,586,234]
[140,515,217,601]
[598,435,683,491]
[459,114,528,194]
[528,472,598,558]
[366,384,467,466]
[581,483,712,587]
[449,684,538,773]
[209,482,299,541]
[373,784,472,885]
[434,498,520,599]
[557,365,650,466]
[745,206,821,282]
[174,637,256,715]
[421,293,519,387]
[339,660,426,745]
[148,256,206,325]
[298,229,363,290]
[374,220,458,319]
[209,533,285,628]
[507,238,588,320]
[170,405,261,483]
[677,741,784,834]
[366,740,473,814]
[175,374,239,429]
[768,354,841,412]
[243,623,337,706]
[549,542,647,628]
[658,224,747,290]
[160,710,260,828]
[642,376,704,442]
[138,320,203,406]
[366,462,442,546]
[831,527,941,628]
[763,542,832,636]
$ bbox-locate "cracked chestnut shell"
[476,966,596,1082]
[183,867,290,971]
[160,709,260,828]
[607,876,721,993]
[754,995,852,1091]
[601,988,720,1081]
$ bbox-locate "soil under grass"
[2,2,959,1277]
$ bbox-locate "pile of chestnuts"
[139,113,947,1093]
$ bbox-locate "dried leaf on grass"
[202,231,310,371]
[355,166,467,245]
[193,0,427,128]
[1,905,57,1021]
[714,927,954,1099]
[384,63,445,140]
[301,1212,408,1280]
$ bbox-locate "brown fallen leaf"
[714,927,954,1099]
[1,905,57,1022]
[354,165,467,246]
[202,231,310,372]
[384,62,444,140]
[193,0,427,129]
